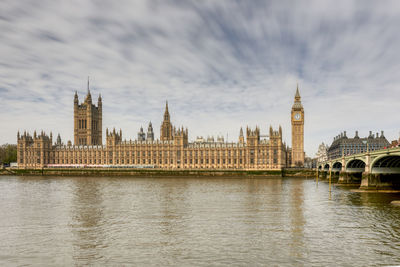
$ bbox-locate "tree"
[0,144,17,165]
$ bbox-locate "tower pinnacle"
[164,100,170,121]
[295,83,301,101]
[86,76,92,103]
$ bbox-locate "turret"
[98,94,102,107]
[138,126,145,141]
[74,91,79,105]
[239,127,244,144]
[56,133,62,146]
[147,122,154,141]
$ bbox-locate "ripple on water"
[0,176,400,266]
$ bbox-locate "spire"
[56,133,61,145]
[74,91,79,104]
[240,127,243,137]
[86,76,92,103]
[295,83,301,101]
[163,100,170,121]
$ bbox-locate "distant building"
[316,142,329,163]
[304,157,317,169]
[327,130,390,160]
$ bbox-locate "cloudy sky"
[1,0,399,156]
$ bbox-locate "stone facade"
[17,84,304,170]
[327,130,390,160]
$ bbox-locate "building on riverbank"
[316,142,329,163]
[17,82,304,170]
[327,130,390,160]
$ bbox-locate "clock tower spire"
[291,84,304,167]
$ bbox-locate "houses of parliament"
[17,81,305,169]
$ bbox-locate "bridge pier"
[360,172,400,190]
[319,171,327,180]
[330,171,339,183]
[337,171,362,186]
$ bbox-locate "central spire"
[164,100,170,121]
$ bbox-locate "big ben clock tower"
[291,85,304,167]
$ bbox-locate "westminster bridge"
[317,146,400,190]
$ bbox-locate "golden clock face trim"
[294,112,301,121]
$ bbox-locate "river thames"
[0,176,399,266]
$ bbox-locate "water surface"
[0,176,399,266]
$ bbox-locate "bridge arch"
[371,155,400,174]
[324,163,330,171]
[332,162,342,172]
[346,159,366,173]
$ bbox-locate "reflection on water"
[289,179,305,262]
[71,178,105,265]
[0,176,400,266]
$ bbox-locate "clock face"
[294,113,301,120]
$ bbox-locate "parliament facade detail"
[17,83,304,170]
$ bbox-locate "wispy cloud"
[1,0,399,156]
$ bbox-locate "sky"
[0,0,399,157]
